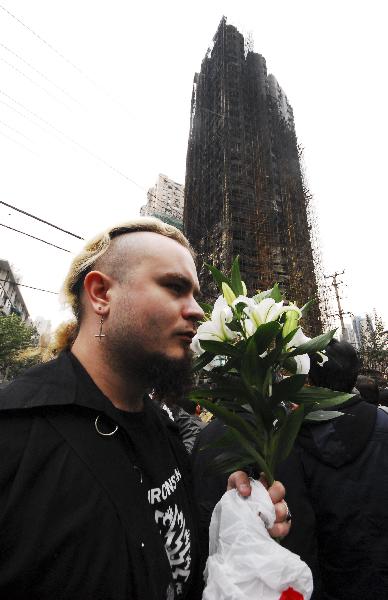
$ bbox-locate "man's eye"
[167,283,182,293]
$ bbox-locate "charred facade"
[184,17,323,334]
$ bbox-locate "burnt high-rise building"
[184,17,322,334]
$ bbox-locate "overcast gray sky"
[0,0,386,330]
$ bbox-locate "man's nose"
[184,297,204,323]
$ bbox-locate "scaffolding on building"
[184,17,329,335]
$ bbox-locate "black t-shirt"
[121,408,193,598]
[71,354,194,599]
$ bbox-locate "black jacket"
[276,396,388,600]
[170,406,205,454]
[0,352,202,600]
[192,397,388,600]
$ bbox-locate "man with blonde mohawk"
[0,217,289,600]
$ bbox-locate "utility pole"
[324,270,351,339]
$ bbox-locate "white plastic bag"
[203,479,313,600]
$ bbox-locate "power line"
[0,201,85,240]
[0,97,70,143]
[0,117,33,142]
[0,55,71,110]
[0,98,182,212]
[0,42,84,107]
[0,10,187,209]
[0,100,182,228]
[0,4,133,118]
[0,88,145,189]
[0,223,71,252]
[0,4,92,78]
[0,278,58,294]
[0,128,37,155]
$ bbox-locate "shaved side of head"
[92,231,175,285]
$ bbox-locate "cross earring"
[95,316,105,341]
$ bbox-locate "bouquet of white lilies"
[190,258,353,486]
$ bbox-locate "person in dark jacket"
[276,339,388,600]
[170,397,206,454]
[0,217,289,600]
[355,374,380,404]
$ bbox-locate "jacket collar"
[0,351,78,411]
[0,352,180,431]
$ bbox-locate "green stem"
[257,459,274,488]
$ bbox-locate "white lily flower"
[210,296,235,337]
[244,317,256,338]
[294,354,310,375]
[231,295,250,308]
[253,288,273,302]
[190,335,204,356]
[285,327,311,375]
[191,296,237,356]
[243,298,297,337]
[282,304,302,339]
[287,327,311,349]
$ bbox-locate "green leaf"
[240,338,275,429]
[252,321,282,355]
[304,410,344,422]
[218,460,255,474]
[241,337,266,389]
[300,298,315,319]
[190,385,249,402]
[205,263,230,291]
[270,283,283,302]
[201,429,245,451]
[210,454,255,475]
[271,375,307,407]
[198,301,213,315]
[225,426,272,484]
[195,398,260,446]
[192,351,213,372]
[307,394,353,412]
[230,256,244,296]
[288,329,337,356]
[289,386,354,408]
[225,319,243,333]
[199,339,240,357]
[277,326,299,348]
[262,367,273,399]
[254,285,282,304]
[270,405,305,471]
[282,356,297,374]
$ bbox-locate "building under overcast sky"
[0,1,386,329]
[184,17,323,333]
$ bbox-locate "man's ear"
[83,271,112,315]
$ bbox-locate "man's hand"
[227,470,291,539]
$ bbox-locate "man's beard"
[105,333,193,405]
[140,352,194,405]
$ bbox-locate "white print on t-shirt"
[155,504,191,595]
[148,467,182,505]
[148,468,191,598]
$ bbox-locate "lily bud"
[282,309,300,339]
[242,281,247,296]
[222,282,237,306]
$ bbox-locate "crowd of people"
[0,216,386,600]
